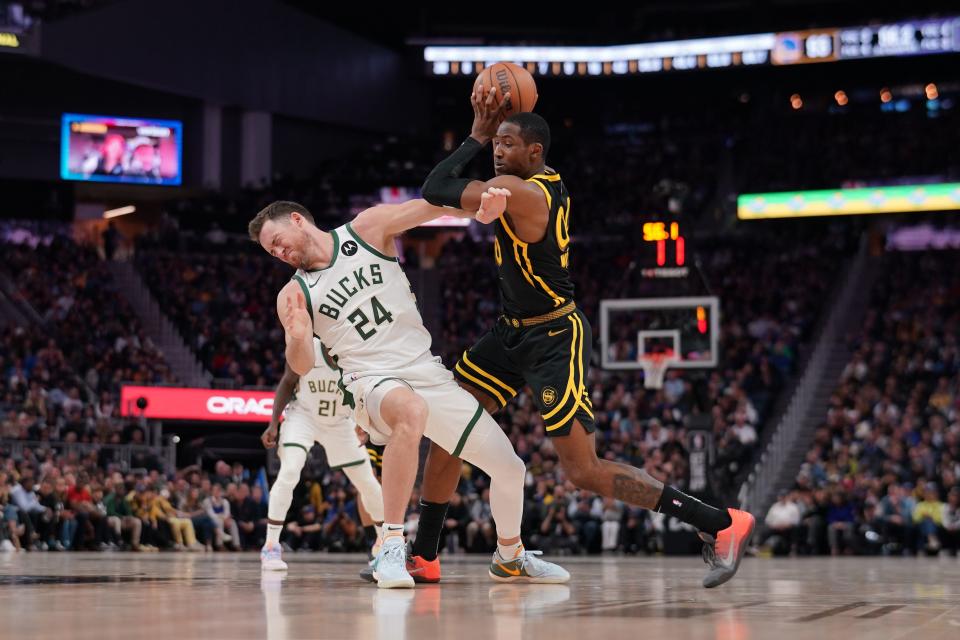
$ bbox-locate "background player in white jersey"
[259,337,384,571]
[248,191,569,588]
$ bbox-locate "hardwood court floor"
[1,552,958,639]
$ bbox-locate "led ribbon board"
[424,16,960,76]
[738,183,960,220]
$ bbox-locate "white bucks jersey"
[292,223,432,378]
[287,337,345,424]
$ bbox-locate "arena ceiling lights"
[424,16,960,76]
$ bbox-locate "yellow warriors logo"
[541,386,558,406]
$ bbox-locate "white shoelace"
[510,549,547,574]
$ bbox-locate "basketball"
[473,62,538,118]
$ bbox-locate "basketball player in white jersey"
[248,191,569,588]
[259,337,385,571]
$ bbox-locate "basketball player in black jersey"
[387,84,753,588]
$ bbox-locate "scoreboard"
[640,221,689,279]
[772,17,960,65]
[424,16,960,77]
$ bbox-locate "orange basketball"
[473,62,538,118]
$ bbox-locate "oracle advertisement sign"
[120,386,274,423]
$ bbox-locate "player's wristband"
[421,137,484,208]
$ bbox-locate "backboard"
[599,296,719,385]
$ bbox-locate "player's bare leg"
[372,386,428,588]
[552,420,755,588]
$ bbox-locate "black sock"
[411,500,448,561]
[364,525,376,545]
[655,486,732,536]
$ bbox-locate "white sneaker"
[0,540,14,553]
[260,542,288,571]
[488,548,570,584]
[372,537,414,589]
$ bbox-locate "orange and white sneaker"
[699,508,755,588]
[407,546,442,584]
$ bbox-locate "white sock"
[382,523,404,545]
[497,541,523,560]
[266,524,283,547]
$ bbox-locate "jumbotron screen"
[60,113,183,185]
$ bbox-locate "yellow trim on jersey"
[545,313,590,430]
[499,217,536,288]
[461,352,518,397]
[499,215,566,308]
[530,173,561,182]
[526,177,553,210]
[572,313,593,418]
[455,363,508,407]
[542,314,580,422]
[582,391,593,409]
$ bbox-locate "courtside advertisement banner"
[120,386,274,422]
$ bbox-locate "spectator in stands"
[148,488,203,551]
[826,491,856,556]
[535,487,578,555]
[103,478,141,551]
[600,497,624,552]
[321,487,361,552]
[285,505,323,551]
[234,483,267,550]
[761,490,802,556]
[131,487,163,551]
[465,487,496,553]
[913,482,946,555]
[879,484,916,555]
[10,475,47,549]
[439,491,469,554]
[178,486,215,550]
[571,493,602,554]
[203,483,239,550]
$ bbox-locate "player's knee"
[399,396,429,430]
[276,463,302,488]
[504,452,526,484]
[391,411,426,440]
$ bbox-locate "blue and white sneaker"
[488,547,570,584]
[260,542,288,571]
[372,537,414,589]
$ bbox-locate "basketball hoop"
[640,351,678,389]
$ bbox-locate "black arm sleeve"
[421,137,484,207]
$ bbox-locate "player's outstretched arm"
[350,191,508,253]
[277,282,314,376]
[262,362,299,449]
